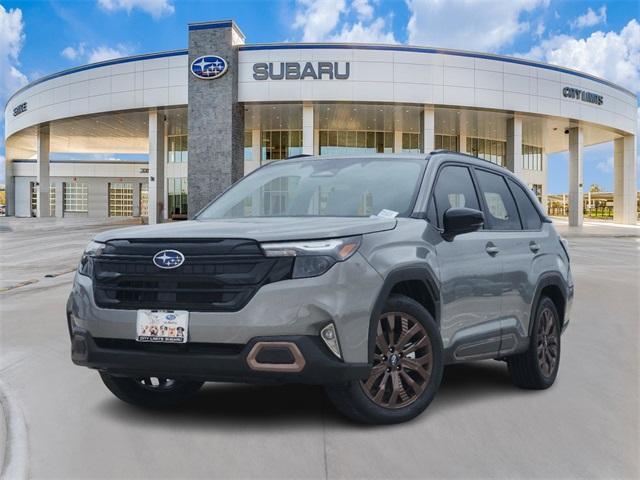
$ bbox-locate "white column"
[5,160,15,216]
[393,131,403,153]
[506,115,523,177]
[148,109,165,224]
[613,134,637,224]
[568,127,584,227]
[36,124,51,218]
[422,105,435,153]
[302,102,314,155]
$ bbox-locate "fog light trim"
[320,323,342,360]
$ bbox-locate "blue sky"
[1,0,638,192]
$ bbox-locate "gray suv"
[68,152,573,424]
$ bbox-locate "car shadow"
[97,361,523,429]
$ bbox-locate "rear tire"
[326,295,443,424]
[507,296,561,389]
[100,372,203,408]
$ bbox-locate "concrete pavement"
[0,220,638,479]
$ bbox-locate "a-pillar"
[302,102,314,155]
[148,108,165,224]
[36,124,51,217]
[422,105,435,153]
[613,134,637,224]
[506,115,523,178]
[568,127,584,227]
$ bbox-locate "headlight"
[261,236,361,279]
[78,240,105,277]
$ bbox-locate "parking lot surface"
[0,219,638,479]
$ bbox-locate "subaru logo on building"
[153,250,185,269]
[190,55,228,80]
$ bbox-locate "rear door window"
[475,169,522,230]
[507,178,542,230]
[431,165,480,228]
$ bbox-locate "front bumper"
[71,327,370,385]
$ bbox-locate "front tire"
[100,373,203,408]
[507,296,561,389]
[326,295,443,424]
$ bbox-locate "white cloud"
[522,19,640,92]
[293,0,395,43]
[293,0,347,42]
[61,43,86,60]
[0,5,28,98]
[87,45,132,63]
[330,18,397,43]
[406,0,547,52]
[596,156,613,173]
[352,0,374,21]
[97,0,174,19]
[571,5,606,29]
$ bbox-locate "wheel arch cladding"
[368,266,440,363]
[530,273,567,336]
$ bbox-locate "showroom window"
[168,134,188,163]
[319,130,393,155]
[467,137,506,166]
[244,131,253,161]
[108,183,134,217]
[262,130,303,162]
[64,183,88,213]
[523,144,543,171]
[140,184,149,217]
[168,177,188,218]
[30,183,57,216]
[528,183,543,203]
[402,133,421,153]
[435,134,459,152]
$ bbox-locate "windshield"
[197,157,426,219]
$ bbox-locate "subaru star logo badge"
[190,55,228,80]
[153,250,185,269]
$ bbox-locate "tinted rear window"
[507,178,542,230]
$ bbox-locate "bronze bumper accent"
[246,341,306,373]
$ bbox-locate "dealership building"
[3,19,637,225]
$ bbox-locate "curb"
[0,380,28,480]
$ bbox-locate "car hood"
[93,217,397,243]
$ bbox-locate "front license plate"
[136,310,188,343]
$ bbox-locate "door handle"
[529,241,540,253]
[485,242,500,256]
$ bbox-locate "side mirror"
[443,207,484,240]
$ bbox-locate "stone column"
[613,134,637,224]
[568,127,584,227]
[148,108,165,224]
[393,131,403,153]
[422,105,435,153]
[188,21,245,217]
[302,102,314,155]
[36,124,51,217]
[506,115,523,177]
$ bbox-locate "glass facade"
[108,183,134,217]
[168,134,188,163]
[435,134,459,152]
[50,185,56,216]
[402,133,421,153]
[529,183,543,203]
[140,183,149,217]
[168,177,188,217]
[466,137,506,166]
[244,131,253,161]
[319,130,393,155]
[64,183,88,213]
[261,130,302,162]
[523,144,543,171]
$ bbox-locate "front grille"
[92,238,293,311]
